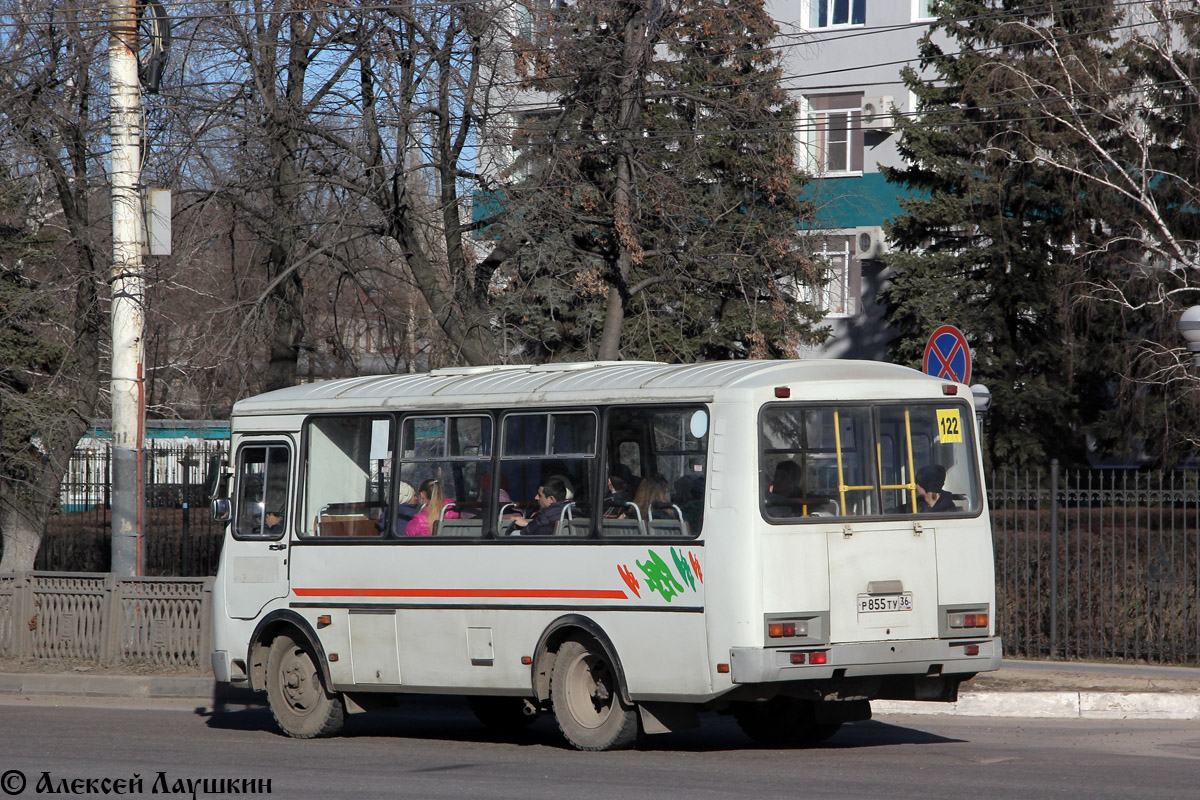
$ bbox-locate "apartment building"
[768,0,938,358]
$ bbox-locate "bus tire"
[732,697,841,747]
[266,632,345,739]
[550,637,638,751]
[468,696,538,734]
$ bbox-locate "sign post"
[923,325,971,385]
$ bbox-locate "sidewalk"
[874,659,1200,720]
[0,659,1197,719]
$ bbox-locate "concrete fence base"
[0,571,213,668]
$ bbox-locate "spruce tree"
[497,0,824,362]
[0,170,69,566]
[881,0,1137,468]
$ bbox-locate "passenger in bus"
[603,474,632,517]
[614,463,639,497]
[631,475,674,521]
[379,481,416,535]
[511,476,567,536]
[674,474,704,530]
[541,469,574,500]
[405,478,459,536]
[765,460,802,516]
[916,465,957,513]
[480,473,512,517]
[765,461,835,516]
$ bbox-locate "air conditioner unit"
[855,226,889,260]
[860,95,895,131]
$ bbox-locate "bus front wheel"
[550,638,638,751]
[266,633,345,739]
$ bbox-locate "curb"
[0,673,215,700]
[874,690,1200,720]
[4,673,1198,720]
[0,673,263,707]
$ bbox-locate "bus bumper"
[211,650,231,683]
[729,636,1002,686]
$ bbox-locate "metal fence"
[40,441,229,576]
[991,463,1200,665]
[0,571,213,667]
[32,445,1200,665]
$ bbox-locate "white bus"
[210,360,1000,750]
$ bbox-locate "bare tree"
[162,2,369,392]
[313,2,523,366]
[974,3,1200,298]
[146,1,519,401]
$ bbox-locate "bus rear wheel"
[550,638,638,751]
[732,697,841,747]
[266,633,345,739]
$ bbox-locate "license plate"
[857,593,913,613]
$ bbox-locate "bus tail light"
[808,651,827,665]
[948,612,989,629]
[768,620,808,638]
[790,652,806,665]
[964,644,980,656]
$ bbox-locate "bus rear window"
[760,403,980,522]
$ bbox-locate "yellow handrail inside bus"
[877,409,918,512]
[833,410,847,512]
[833,409,877,514]
[904,408,917,512]
[845,408,924,516]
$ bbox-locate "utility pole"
[109,0,145,576]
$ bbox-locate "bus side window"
[601,406,705,538]
[303,416,393,538]
[395,414,492,539]
[500,412,596,537]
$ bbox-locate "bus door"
[224,439,294,620]
[826,524,940,643]
[816,406,941,642]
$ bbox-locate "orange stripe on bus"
[292,587,629,600]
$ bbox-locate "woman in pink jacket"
[405,478,458,536]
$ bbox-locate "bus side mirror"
[207,455,231,500]
[208,459,233,524]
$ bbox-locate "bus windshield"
[760,401,981,521]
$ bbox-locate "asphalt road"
[1,698,1197,800]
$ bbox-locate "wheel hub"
[568,654,613,728]
[280,651,315,712]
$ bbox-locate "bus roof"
[232,360,959,417]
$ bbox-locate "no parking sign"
[923,325,971,385]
